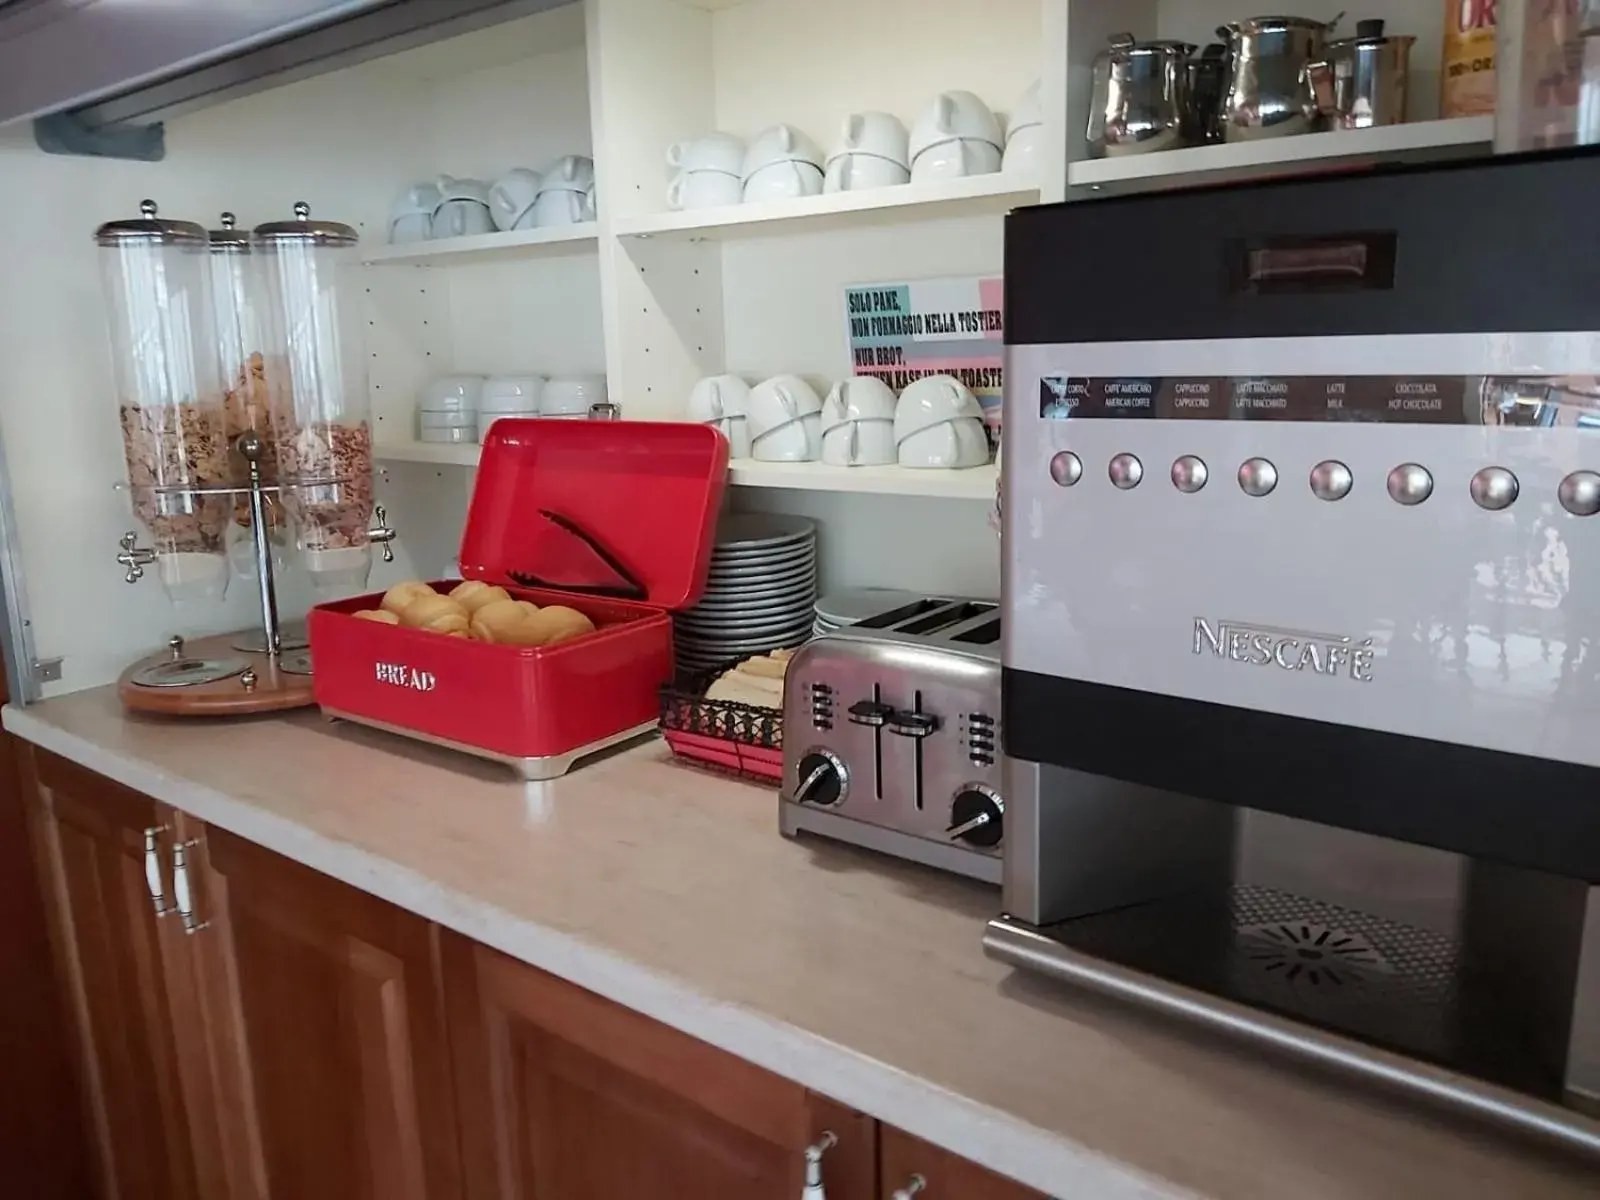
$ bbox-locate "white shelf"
[361,222,599,265]
[1067,116,1494,195]
[729,460,997,499]
[612,174,1039,242]
[374,441,998,500]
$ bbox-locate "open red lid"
[459,419,729,611]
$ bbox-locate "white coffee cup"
[390,182,440,244]
[480,375,544,412]
[823,376,898,425]
[824,154,910,193]
[897,416,991,469]
[825,374,906,467]
[741,124,824,179]
[667,170,743,210]
[895,374,985,439]
[752,413,822,462]
[743,160,824,202]
[530,188,592,227]
[1003,126,1043,175]
[831,111,910,167]
[667,132,745,177]
[747,374,823,440]
[909,91,1004,163]
[687,374,753,457]
[419,375,486,412]
[541,154,596,193]
[1008,80,1043,138]
[544,374,607,415]
[432,176,494,238]
[489,168,542,231]
[910,138,1003,183]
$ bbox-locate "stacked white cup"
[824,113,911,193]
[666,133,745,211]
[477,376,544,442]
[1003,81,1044,175]
[908,91,1005,183]
[741,125,826,202]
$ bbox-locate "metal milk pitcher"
[1087,33,1197,157]
[1217,14,1341,140]
[1305,19,1415,130]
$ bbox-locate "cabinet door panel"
[204,826,461,1200]
[444,933,875,1200]
[25,749,204,1200]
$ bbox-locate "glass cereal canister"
[208,211,285,580]
[253,202,378,592]
[96,199,231,603]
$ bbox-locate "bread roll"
[381,581,434,615]
[523,604,595,647]
[449,580,513,614]
[468,598,531,645]
[514,600,541,616]
[706,673,781,710]
[734,654,788,680]
[400,593,467,630]
[352,608,400,625]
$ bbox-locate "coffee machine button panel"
[1386,462,1434,505]
[1170,454,1208,493]
[1558,470,1600,516]
[1237,457,1278,497]
[1108,453,1143,489]
[1049,450,1083,487]
[1309,459,1353,501]
[1469,466,1519,511]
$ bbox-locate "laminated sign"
[844,275,1004,431]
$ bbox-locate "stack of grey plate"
[675,513,817,674]
[812,588,925,638]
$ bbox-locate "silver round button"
[1049,451,1083,487]
[1558,470,1600,517]
[1469,466,1519,511]
[1170,455,1208,493]
[1237,457,1277,497]
[1309,460,1352,501]
[1108,453,1143,490]
[1387,463,1433,506]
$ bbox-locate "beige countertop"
[7,689,1598,1199]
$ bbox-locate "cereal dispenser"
[99,200,231,603]
[209,212,289,595]
[101,200,326,717]
[254,202,395,593]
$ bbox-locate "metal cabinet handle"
[800,1130,838,1199]
[171,839,209,935]
[891,1175,927,1200]
[142,825,175,918]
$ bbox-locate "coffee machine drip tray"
[986,891,1600,1158]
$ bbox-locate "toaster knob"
[793,750,847,808]
[887,710,940,738]
[947,785,1004,849]
[847,699,893,727]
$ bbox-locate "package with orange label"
[1441,0,1498,117]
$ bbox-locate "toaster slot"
[894,602,997,638]
[949,615,1001,645]
[852,598,949,630]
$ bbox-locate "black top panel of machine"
[1005,147,1600,345]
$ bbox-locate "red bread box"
[307,419,728,777]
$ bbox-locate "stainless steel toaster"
[779,597,1002,883]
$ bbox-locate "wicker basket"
[658,666,784,783]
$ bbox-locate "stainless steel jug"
[1217,14,1340,140]
[1305,19,1415,129]
[1087,33,1197,157]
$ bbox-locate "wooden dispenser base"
[117,633,315,717]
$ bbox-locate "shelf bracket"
[33,112,164,162]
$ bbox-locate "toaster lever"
[847,699,894,727]
[887,711,939,738]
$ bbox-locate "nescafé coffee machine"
[986,148,1600,1157]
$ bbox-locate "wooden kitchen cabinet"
[441,932,877,1200]
[880,1126,1048,1200]
[200,825,464,1200]
[21,748,212,1200]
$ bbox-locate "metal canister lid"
[94,199,206,247]
[252,201,359,248]
[208,211,251,253]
